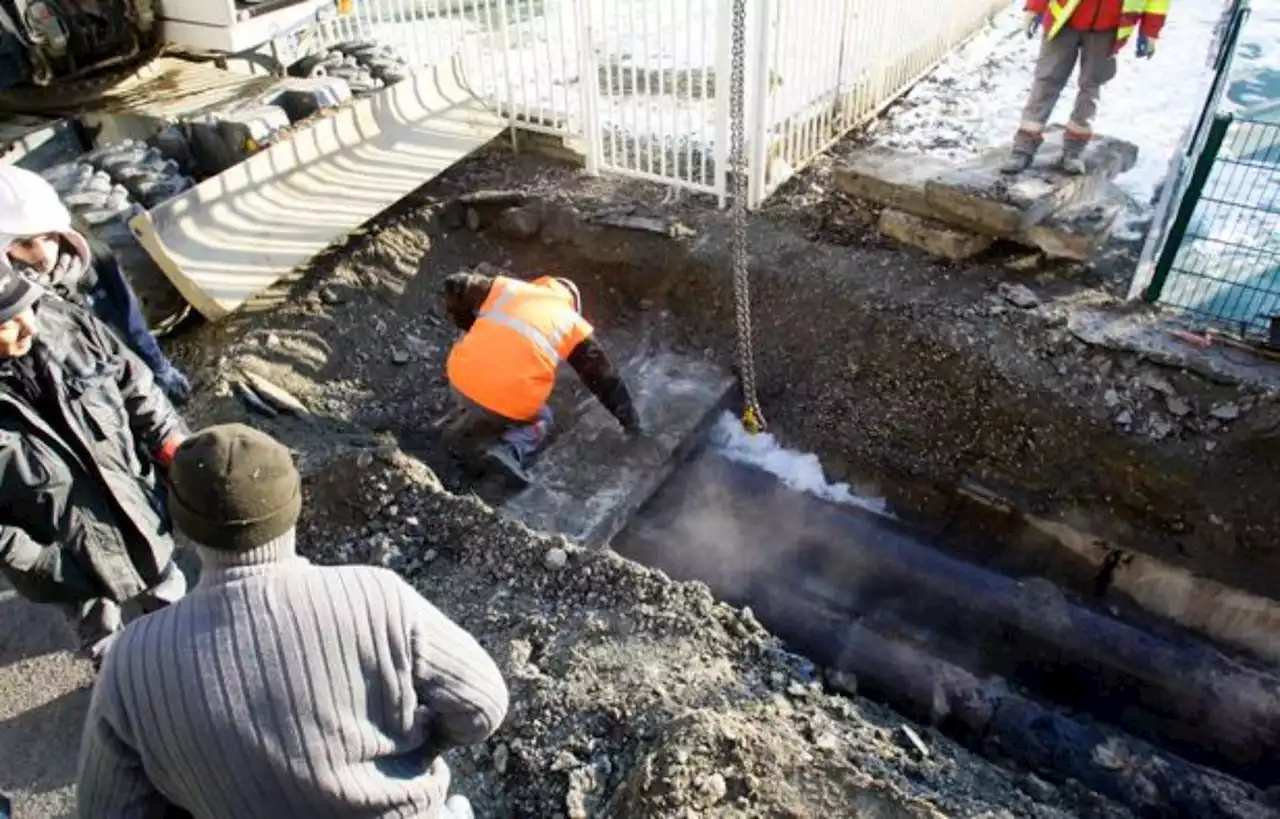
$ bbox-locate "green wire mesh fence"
[1146,115,1280,342]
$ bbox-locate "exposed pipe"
[617,450,1280,811]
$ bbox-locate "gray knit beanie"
[0,263,41,323]
[167,423,302,551]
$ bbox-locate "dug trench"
[155,148,1280,819]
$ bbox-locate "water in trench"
[612,414,1280,814]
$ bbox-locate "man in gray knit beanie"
[77,423,509,819]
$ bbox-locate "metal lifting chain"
[728,0,766,435]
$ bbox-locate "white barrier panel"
[132,58,506,320]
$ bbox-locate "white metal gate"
[318,0,1012,207]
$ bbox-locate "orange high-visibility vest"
[447,276,593,422]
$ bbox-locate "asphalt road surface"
[0,580,89,819]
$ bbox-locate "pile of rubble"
[297,448,1136,818]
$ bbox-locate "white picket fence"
[320,0,1011,207]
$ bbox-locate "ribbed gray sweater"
[76,531,510,819]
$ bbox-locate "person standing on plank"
[1002,0,1167,175]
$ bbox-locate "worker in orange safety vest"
[1002,0,1168,175]
[441,269,643,485]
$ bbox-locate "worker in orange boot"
[1002,0,1167,175]
[441,270,643,485]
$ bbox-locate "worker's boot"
[483,442,533,487]
[1059,133,1089,175]
[1000,129,1043,175]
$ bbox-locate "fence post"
[1144,113,1233,304]
[747,0,774,209]
[714,0,734,208]
[574,0,603,176]
[497,0,520,153]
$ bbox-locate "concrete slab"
[1021,180,1128,262]
[131,58,506,321]
[1067,308,1280,390]
[877,208,994,261]
[832,149,954,221]
[500,353,736,550]
[925,129,1139,238]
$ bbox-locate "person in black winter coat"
[0,164,192,404]
[0,262,189,668]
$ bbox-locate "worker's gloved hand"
[1024,11,1043,38]
[1135,34,1157,59]
[155,364,192,406]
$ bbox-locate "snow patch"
[708,412,890,516]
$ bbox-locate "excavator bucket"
[129,57,506,321]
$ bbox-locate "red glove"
[154,435,185,468]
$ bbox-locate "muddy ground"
[427,147,1280,609]
[147,144,1169,817]
[145,131,1280,817]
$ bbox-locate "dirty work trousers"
[442,389,554,465]
[60,561,187,664]
[1020,29,1118,136]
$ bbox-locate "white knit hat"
[0,164,90,263]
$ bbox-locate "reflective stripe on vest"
[447,276,593,421]
[1046,0,1083,39]
[1046,0,1158,40]
[476,288,566,364]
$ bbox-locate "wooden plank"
[131,58,506,320]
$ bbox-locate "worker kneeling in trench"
[78,423,510,819]
[440,269,644,485]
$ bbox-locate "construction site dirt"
[5,141,1280,818]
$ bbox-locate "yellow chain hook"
[741,404,763,436]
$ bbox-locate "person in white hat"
[0,164,191,403]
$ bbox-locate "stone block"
[833,148,953,220]
[1020,180,1129,262]
[494,205,543,240]
[500,353,736,549]
[925,128,1139,238]
[878,208,994,261]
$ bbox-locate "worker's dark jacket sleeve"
[0,300,185,604]
[75,233,174,378]
[101,316,187,454]
[442,273,494,332]
[567,337,639,430]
